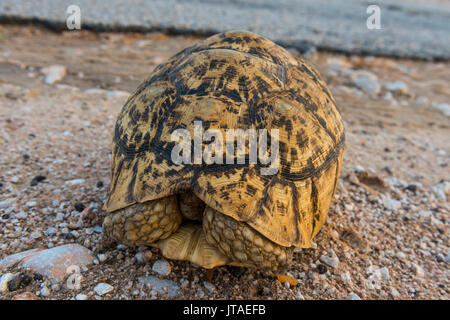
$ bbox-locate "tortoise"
[103,30,345,270]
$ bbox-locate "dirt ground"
[0,25,448,300]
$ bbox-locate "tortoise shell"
[104,30,345,248]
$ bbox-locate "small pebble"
[40,286,51,297]
[74,202,85,212]
[317,264,328,274]
[203,281,216,293]
[44,227,57,236]
[0,273,15,293]
[294,291,304,300]
[30,175,46,186]
[319,255,339,269]
[347,293,361,300]
[40,65,66,84]
[94,283,114,296]
[152,259,171,276]
[391,288,400,297]
[97,254,108,263]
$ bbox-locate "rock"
[116,244,127,250]
[365,266,390,290]
[330,230,340,241]
[0,248,43,270]
[351,70,380,95]
[30,175,46,186]
[44,227,57,236]
[385,81,409,95]
[76,293,88,300]
[10,176,19,183]
[411,263,425,277]
[15,211,28,219]
[80,207,95,222]
[94,283,114,296]
[353,165,365,174]
[0,198,15,209]
[379,267,390,281]
[431,181,449,200]
[317,264,328,274]
[352,77,380,95]
[294,291,304,300]
[55,212,65,221]
[84,88,108,95]
[432,103,450,117]
[40,65,67,84]
[319,254,339,269]
[436,253,445,263]
[396,252,407,260]
[152,259,171,276]
[135,250,152,264]
[203,281,215,293]
[65,178,85,186]
[106,90,130,99]
[26,200,37,207]
[40,286,51,297]
[0,273,15,293]
[0,244,95,284]
[341,272,352,285]
[391,288,400,297]
[55,84,79,91]
[430,216,444,229]
[382,91,398,104]
[196,288,205,298]
[12,292,39,300]
[382,196,401,211]
[74,202,85,212]
[415,96,429,105]
[30,231,42,239]
[384,177,405,188]
[326,57,352,71]
[347,293,361,300]
[93,225,103,233]
[97,254,108,263]
[331,85,362,96]
[138,276,180,298]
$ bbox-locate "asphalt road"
[0,0,449,60]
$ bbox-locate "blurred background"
[0,0,449,59]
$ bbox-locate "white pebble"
[152,259,171,276]
[65,178,85,185]
[347,293,361,300]
[76,293,88,300]
[0,273,15,293]
[40,286,51,297]
[294,291,304,300]
[94,283,114,296]
[319,254,339,269]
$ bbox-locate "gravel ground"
[0,25,449,300]
[0,0,449,60]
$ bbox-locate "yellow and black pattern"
[104,30,345,249]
